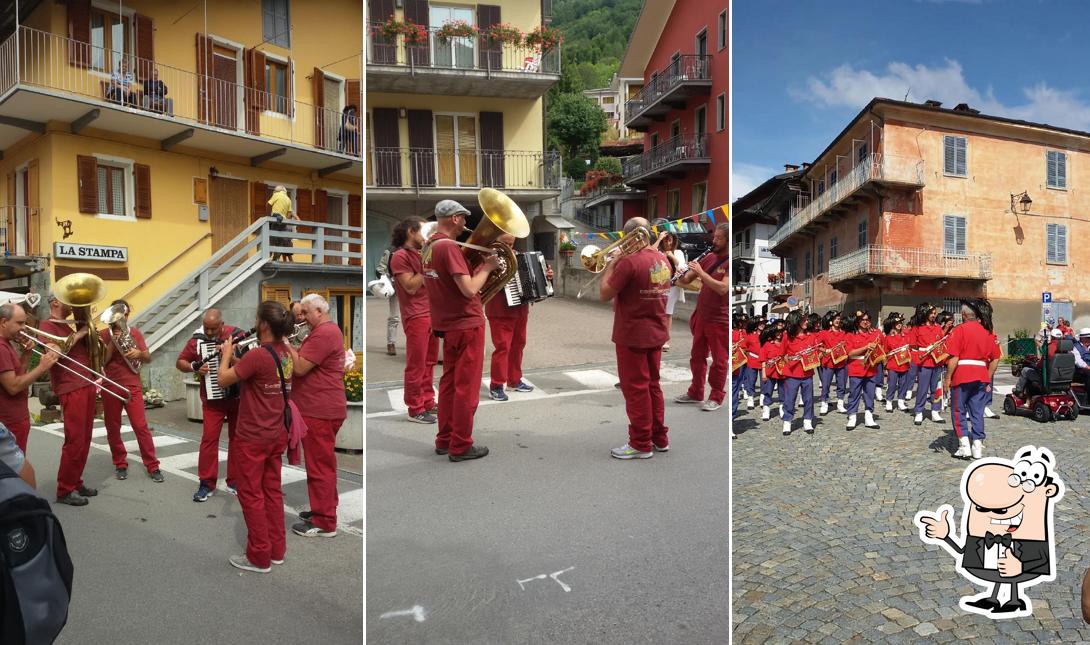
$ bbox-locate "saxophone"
[100,303,142,373]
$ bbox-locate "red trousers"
[6,416,30,455]
[56,385,96,498]
[402,316,439,416]
[199,401,238,488]
[687,316,729,404]
[302,416,342,532]
[616,345,668,453]
[488,308,528,389]
[102,383,160,472]
[434,326,485,456]
[234,436,287,569]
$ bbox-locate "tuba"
[465,188,530,305]
[51,272,110,374]
[100,302,141,373]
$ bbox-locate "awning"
[541,216,574,229]
[736,259,755,265]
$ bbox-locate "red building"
[619,0,728,222]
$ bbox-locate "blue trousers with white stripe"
[953,381,987,441]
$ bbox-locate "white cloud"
[731,162,776,201]
[796,60,1090,132]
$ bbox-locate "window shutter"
[244,49,267,135]
[956,138,967,175]
[371,108,401,186]
[1058,152,1067,188]
[478,5,501,70]
[943,137,954,174]
[134,14,154,80]
[404,0,430,66]
[77,155,98,214]
[345,79,361,110]
[313,68,326,149]
[196,33,215,123]
[957,217,966,254]
[285,57,295,118]
[1058,225,1067,263]
[252,181,271,222]
[261,284,292,308]
[67,0,91,68]
[407,109,435,187]
[296,188,314,235]
[480,111,505,187]
[347,194,361,266]
[134,164,151,219]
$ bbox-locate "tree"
[547,93,608,179]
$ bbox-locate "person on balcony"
[142,68,169,114]
[267,186,297,262]
[339,104,360,156]
[106,59,136,105]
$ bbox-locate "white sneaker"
[746,396,755,410]
[701,400,722,412]
[971,439,983,460]
[954,436,971,459]
[931,410,944,423]
[984,407,996,419]
[897,399,908,411]
[876,387,884,401]
[803,419,814,432]
[778,405,786,420]
[864,411,879,428]
[819,401,829,416]
[761,406,771,421]
[914,413,923,426]
[846,414,857,430]
[782,420,792,436]
[675,393,702,404]
[885,401,893,412]
[837,400,847,414]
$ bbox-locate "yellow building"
[364,0,563,274]
[0,0,363,398]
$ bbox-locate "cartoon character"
[915,446,1063,618]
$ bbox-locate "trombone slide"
[20,331,131,403]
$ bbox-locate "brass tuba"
[51,272,110,374]
[100,302,141,373]
[466,188,530,305]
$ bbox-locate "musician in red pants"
[99,300,163,483]
[486,234,554,402]
[675,222,730,412]
[424,200,501,462]
[0,302,58,454]
[390,216,439,423]
[176,308,240,502]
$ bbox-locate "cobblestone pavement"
[731,372,1090,643]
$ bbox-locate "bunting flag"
[570,203,729,243]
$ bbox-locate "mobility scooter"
[1003,337,1079,422]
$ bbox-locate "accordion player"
[503,251,554,307]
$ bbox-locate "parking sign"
[1043,292,1052,303]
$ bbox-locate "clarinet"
[670,249,712,285]
[190,328,256,370]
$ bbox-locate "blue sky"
[732,0,1090,200]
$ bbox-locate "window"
[696,30,707,58]
[670,120,681,141]
[695,105,707,139]
[666,189,681,218]
[942,299,963,325]
[602,96,615,105]
[716,93,725,132]
[817,180,825,195]
[647,195,657,219]
[692,182,707,212]
[816,242,824,274]
[829,170,837,185]
[1047,150,1067,189]
[1047,223,1068,264]
[857,143,868,164]
[943,215,967,257]
[669,52,680,76]
[90,8,130,72]
[717,10,727,50]
[650,133,659,149]
[943,135,967,177]
[804,250,812,279]
[830,236,838,259]
[743,228,751,249]
[857,218,867,249]
[265,59,290,115]
[97,163,127,216]
[262,0,291,48]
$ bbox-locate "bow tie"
[984,532,1013,548]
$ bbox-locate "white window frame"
[695,28,708,58]
[88,0,137,78]
[263,51,295,122]
[209,35,246,131]
[943,135,968,178]
[943,214,967,258]
[433,111,481,188]
[1046,222,1068,265]
[92,153,135,221]
[1046,150,1068,190]
[716,92,725,132]
[717,10,727,51]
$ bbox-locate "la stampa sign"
[53,242,128,263]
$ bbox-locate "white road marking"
[516,573,548,590]
[565,369,618,389]
[367,387,607,418]
[660,365,693,383]
[337,488,365,524]
[156,451,201,471]
[380,606,426,622]
[123,435,187,452]
[518,566,576,592]
[386,388,408,413]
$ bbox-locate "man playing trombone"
[0,302,59,454]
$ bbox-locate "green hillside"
[551,0,643,91]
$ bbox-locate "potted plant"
[484,22,524,47]
[337,370,364,453]
[524,25,564,52]
[378,17,428,46]
[559,239,576,257]
[436,20,477,44]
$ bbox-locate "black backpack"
[0,461,73,644]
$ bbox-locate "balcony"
[622,133,709,186]
[625,55,712,132]
[827,246,991,289]
[768,154,924,251]
[367,147,561,201]
[582,184,646,209]
[0,27,360,178]
[366,23,560,99]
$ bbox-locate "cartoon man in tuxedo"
[916,446,1063,619]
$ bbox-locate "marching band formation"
[732,299,1001,460]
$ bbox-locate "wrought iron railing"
[366,22,560,74]
[769,154,924,247]
[827,246,991,283]
[622,134,709,180]
[625,55,711,119]
[368,147,561,190]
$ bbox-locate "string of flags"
[570,204,728,243]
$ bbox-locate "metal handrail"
[368,147,562,190]
[622,133,709,180]
[827,245,992,283]
[624,55,711,121]
[366,22,560,74]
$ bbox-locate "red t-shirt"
[390,247,430,322]
[745,331,762,368]
[40,319,95,396]
[847,330,880,378]
[781,331,819,378]
[912,323,943,368]
[883,331,911,373]
[485,288,528,320]
[178,325,240,408]
[290,321,347,421]
[820,328,846,368]
[760,338,784,378]
[234,344,292,443]
[0,340,28,428]
[695,251,729,323]
[100,326,147,389]
[947,321,1001,386]
[607,246,671,348]
[423,234,484,332]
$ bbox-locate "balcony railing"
[827,246,992,284]
[366,23,560,75]
[368,148,561,191]
[2,27,359,157]
[625,55,711,122]
[622,133,709,181]
[768,154,924,248]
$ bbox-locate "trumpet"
[19,328,131,403]
[575,226,652,299]
[100,303,141,374]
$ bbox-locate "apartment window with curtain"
[692,182,707,213]
[265,60,291,115]
[943,215,967,257]
[1047,150,1067,189]
[943,135,968,177]
[830,236,838,259]
[262,0,291,48]
[816,242,824,275]
[90,8,130,73]
[96,163,127,216]
[857,218,867,249]
[1047,223,1068,264]
[666,189,681,218]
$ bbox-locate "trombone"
[19,327,131,403]
[575,226,652,299]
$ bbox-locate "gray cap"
[435,200,470,218]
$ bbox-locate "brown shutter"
[313,68,326,149]
[480,111,505,188]
[26,161,38,254]
[261,284,292,307]
[244,49,267,136]
[134,14,154,80]
[478,5,501,70]
[345,79,361,110]
[404,0,430,66]
[134,164,151,219]
[407,109,435,187]
[196,33,214,123]
[252,181,271,222]
[285,57,295,118]
[67,0,91,68]
[347,194,361,266]
[368,0,398,64]
[315,190,336,265]
[296,188,314,235]
[371,107,401,187]
[77,155,98,214]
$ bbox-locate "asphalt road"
[366,379,729,644]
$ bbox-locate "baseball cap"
[435,200,470,219]
[1079,328,1090,337]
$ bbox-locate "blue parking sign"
[1043,292,1052,303]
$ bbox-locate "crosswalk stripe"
[337,488,364,524]
[123,435,187,452]
[564,369,618,389]
[92,425,130,439]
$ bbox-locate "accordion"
[732,342,747,372]
[827,342,848,366]
[198,338,238,400]
[504,251,554,307]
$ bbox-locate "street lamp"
[1010,191,1032,214]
